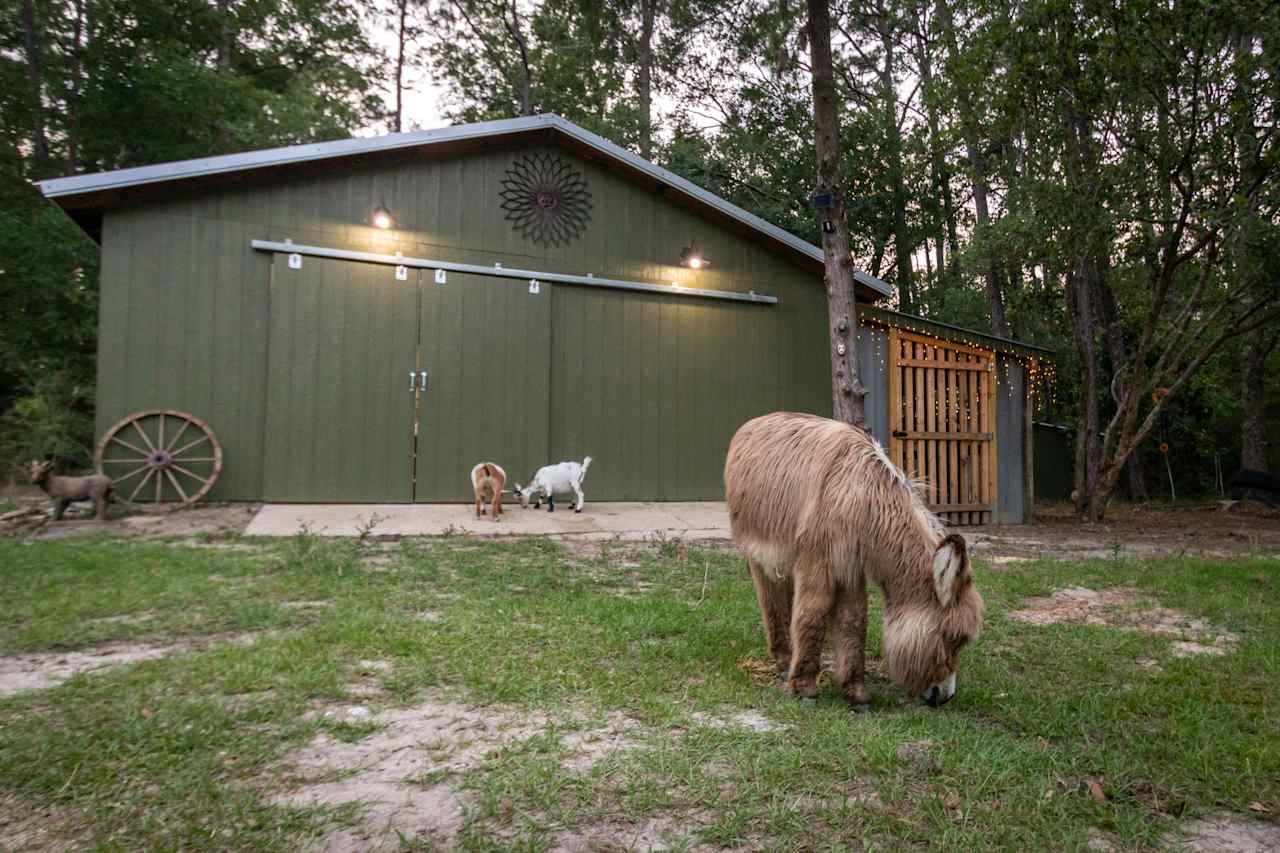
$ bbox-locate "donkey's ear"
[931,534,969,607]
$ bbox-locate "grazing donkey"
[28,460,115,521]
[724,413,984,710]
[470,462,507,521]
[514,457,592,512]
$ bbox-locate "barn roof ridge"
[35,113,892,299]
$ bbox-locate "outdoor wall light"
[372,202,394,229]
[680,241,709,269]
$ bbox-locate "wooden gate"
[887,328,997,525]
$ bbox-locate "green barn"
[38,114,1049,523]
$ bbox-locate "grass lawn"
[0,531,1277,851]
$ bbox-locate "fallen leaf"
[1248,801,1268,813]
[1037,737,1051,752]
[1087,780,1107,805]
[140,707,153,719]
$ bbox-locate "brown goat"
[470,462,506,521]
[724,412,984,710]
[28,460,115,521]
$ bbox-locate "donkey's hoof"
[575,507,582,513]
[797,696,817,707]
[775,670,790,686]
[850,702,872,714]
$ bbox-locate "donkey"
[724,412,984,710]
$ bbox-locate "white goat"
[514,457,593,512]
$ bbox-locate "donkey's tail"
[580,456,593,478]
[482,463,492,478]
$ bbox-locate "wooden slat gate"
[887,328,997,525]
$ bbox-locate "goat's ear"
[931,534,969,607]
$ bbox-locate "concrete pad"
[245,501,731,539]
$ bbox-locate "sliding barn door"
[887,328,997,525]
[413,272,551,501]
[262,255,420,501]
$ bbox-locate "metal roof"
[35,114,892,299]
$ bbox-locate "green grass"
[0,533,1277,851]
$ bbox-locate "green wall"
[95,143,832,501]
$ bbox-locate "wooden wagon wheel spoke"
[109,435,150,457]
[164,470,190,503]
[164,417,192,454]
[170,463,212,485]
[131,420,159,454]
[96,410,222,510]
[111,464,151,486]
[171,434,211,457]
[129,469,158,503]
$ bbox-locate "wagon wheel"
[94,410,222,511]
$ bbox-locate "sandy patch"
[0,793,84,852]
[272,695,656,850]
[549,812,721,852]
[25,503,259,542]
[87,611,156,626]
[1169,812,1280,852]
[1008,586,1239,655]
[560,711,645,773]
[691,709,788,734]
[276,698,551,850]
[281,600,335,610]
[0,633,257,697]
[896,740,939,774]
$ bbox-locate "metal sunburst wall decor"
[499,153,593,247]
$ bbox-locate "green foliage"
[0,0,390,476]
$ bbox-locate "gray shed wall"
[995,356,1028,524]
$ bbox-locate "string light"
[853,308,1057,411]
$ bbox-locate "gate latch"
[892,430,908,438]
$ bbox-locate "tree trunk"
[1241,339,1275,470]
[969,154,1009,336]
[67,0,86,173]
[21,0,49,170]
[916,5,954,283]
[216,0,233,72]
[934,0,1008,336]
[1065,263,1103,521]
[503,0,534,115]
[1234,26,1269,473]
[637,0,656,159]
[394,0,409,132]
[880,19,915,314]
[807,0,867,428]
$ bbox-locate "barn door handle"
[408,371,417,392]
[419,370,429,392]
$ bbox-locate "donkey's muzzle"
[922,672,957,708]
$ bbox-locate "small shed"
[38,114,1050,523]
